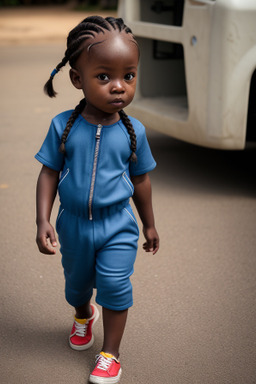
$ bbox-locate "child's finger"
[37,233,57,255]
[42,235,56,253]
[49,231,57,248]
[37,238,54,254]
[45,225,57,249]
[143,241,153,252]
[152,242,159,255]
[143,239,159,254]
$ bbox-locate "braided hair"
[44,16,138,162]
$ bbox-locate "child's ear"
[70,68,82,89]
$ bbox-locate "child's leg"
[70,301,99,351]
[89,208,138,382]
[102,307,128,358]
[94,206,139,357]
[75,299,92,319]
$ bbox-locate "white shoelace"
[95,354,112,371]
[73,320,88,337]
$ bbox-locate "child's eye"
[98,74,109,81]
[125,73,135,81]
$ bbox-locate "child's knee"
[96,274,133,311]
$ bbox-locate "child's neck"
[81,109,120,126]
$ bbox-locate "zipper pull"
[96,124,102,139]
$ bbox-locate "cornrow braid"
[59,98,86,154]
[44,15,138,162]
[105,16,133,34]
[119,109,137,162]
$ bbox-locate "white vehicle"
[118,0,256,149]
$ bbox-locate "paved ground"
[0,4,116,45]
[1,6,256,384]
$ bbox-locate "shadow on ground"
[147,131,256,198]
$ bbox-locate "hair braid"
[44,56,68,97]
[119,110,137,163]
[59,98,86,153]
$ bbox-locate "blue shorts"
[56,204,139,311]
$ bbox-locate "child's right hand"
[36,220,57,255]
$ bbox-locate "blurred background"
[0,0,117,9]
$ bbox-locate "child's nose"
[111,80,125,93]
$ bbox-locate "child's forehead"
[83,30,138,60]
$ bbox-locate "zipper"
[88,124,102,220]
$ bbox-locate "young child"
[35,16,159,384]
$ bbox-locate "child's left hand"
[143,226,159,255]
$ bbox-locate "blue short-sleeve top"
[35,111,156,217]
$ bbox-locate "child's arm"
[36,165,59,255]
[131,173,159,255]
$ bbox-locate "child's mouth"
[110,99,124,107]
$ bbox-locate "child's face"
[70,31,139,123]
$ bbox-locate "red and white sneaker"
[89,352,122,384]
[69,304,99,351]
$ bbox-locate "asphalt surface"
[1,6,256,384]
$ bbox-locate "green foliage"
[0,0,20,5]
[0,0,117,7]
[0,0,67,6]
